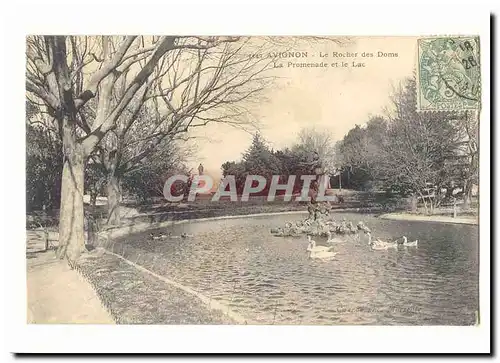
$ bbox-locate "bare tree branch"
[74,36,137,109]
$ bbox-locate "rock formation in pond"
[270,201,371,238]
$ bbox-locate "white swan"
[150,232,168,240]
[402,236,418,247]
[307,235,332,252]
[308,248,337,260]
[371,243,398,251]
[307,236,337,260]
[366,232,398,250]
[326,231,344,244]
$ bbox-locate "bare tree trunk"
[410,194,418,213]
[90,192,97,209]
[42,224,49,252]
[90,176,105,210]
[107,174,122,226]
[463,180,472,210]
[85,210,98,248]
[418,192,428,215]
[434,189,443,209]
[57,143,85,261]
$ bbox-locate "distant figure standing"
[84,210,97,249]
[198,163,204,176]
[311,151,331,191]
[312,152,321,176]
[300,151,321,176]
[300,151,331,193]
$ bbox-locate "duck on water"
[365,232,418,250]
[150,232,194,240]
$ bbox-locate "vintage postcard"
[25,34,481,323]
[17,12,490,353]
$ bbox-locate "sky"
[188,36,418,180]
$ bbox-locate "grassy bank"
[76,249,234,324]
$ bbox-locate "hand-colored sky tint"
[189,36,418,179]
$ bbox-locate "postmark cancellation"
[417,36,480,112]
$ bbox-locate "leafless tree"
[294,126,337,174]
[452,110,479,209]
[26,35,247,260]
[26,35,351,260]
[88,37,277,225]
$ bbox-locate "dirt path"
[26,229,233,324]
[26,231,114,324]
[378,212,478,225]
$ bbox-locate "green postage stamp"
[417,36,481,111]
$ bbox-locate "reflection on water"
[119,213,479,325]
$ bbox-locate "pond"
[118,212,479,325]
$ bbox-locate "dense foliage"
[221,131,332,195]
[120,140,193,203]
[220,78,479,214]
[334,78,478,212]
[26,122,63,212]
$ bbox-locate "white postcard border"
[3,1,492,354]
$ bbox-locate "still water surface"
[119,213,479,325]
